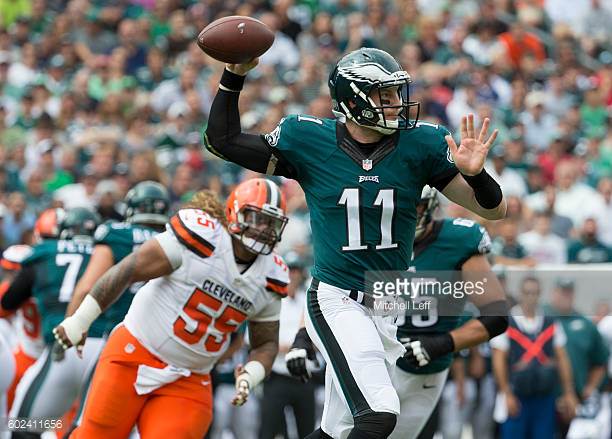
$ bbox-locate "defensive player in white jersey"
[0,244,43,411]
[53,180,291,439]
[1,209,63,411]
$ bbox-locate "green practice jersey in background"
[396,218,491,374]
[23,238,100,344]
[266,115,458,291]
[93,221,159,332]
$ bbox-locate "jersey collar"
[335,121,399,172]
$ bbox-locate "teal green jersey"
[396,218,492,374]
[542,305,610,395]
[93,221,159,332]
[266,115,458,290]
[23,238,99,344]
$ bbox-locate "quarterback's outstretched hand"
[285,327,318,383]
[226,58,259,76]
[445,114,498,176]
[401,334,455,369]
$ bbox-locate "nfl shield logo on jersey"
[362,159,373,171]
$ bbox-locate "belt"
[310,278,376,308]
[348,289,375,308]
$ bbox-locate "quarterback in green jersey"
[205,47,507,439]
[1,208,105,426]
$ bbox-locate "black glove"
[400,334,455,369]
[285,327,317,383]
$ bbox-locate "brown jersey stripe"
[266,277,288,295]
[169,215,214,258]
[266,277,288,288]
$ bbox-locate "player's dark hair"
[182,190,228,229]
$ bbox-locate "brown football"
[197,16,275,64]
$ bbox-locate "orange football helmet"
[226,178,288,255]
[34,208,65,241]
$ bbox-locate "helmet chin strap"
[340,104,396,136]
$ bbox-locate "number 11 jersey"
[264,115,458,291]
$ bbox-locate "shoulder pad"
[94,223,111,242]
[448,218,492,255]
[94,222,131,245]
[169,209,221,258]
[23,241,55,265]
[264,115,296,147]
[2,244,33,264]
[264,254,290,297]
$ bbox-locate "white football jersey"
[124,208,289,374]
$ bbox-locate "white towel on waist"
[134,364,192,395]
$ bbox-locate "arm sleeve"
[155,230,183,270]
[250,298,281,322]
[0,265,36,311]
[204,88,297,179]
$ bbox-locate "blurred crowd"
[0,0,611,438]
[0,0,610,264]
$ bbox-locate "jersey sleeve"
[263,115,309,179]
[424,124,459,189]
[453,218,492,256]
[21,242,53,266]
[168,209,221,258]
[155,230,184,270]
[93,222,130,263]
[264,254,290,297]
[250,297,281,322]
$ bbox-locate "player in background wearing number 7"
[204,47,507,439]
[53,181,290,439]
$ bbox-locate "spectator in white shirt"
[553,160,606,227]
[520,91,559,152]
[53,165,98,210]
[596,177,612,246]
[258,12,301,70]
[519,211,568,264]
[150,64,211,116]
[486,145,528,198]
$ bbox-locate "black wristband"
[477,300,509,339]
[292,327,311,349]
[423,333,455,359]
[220,68,246,92]
[437,333,455,356]
[461,169,503,209]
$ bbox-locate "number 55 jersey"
[124,208,290,373]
